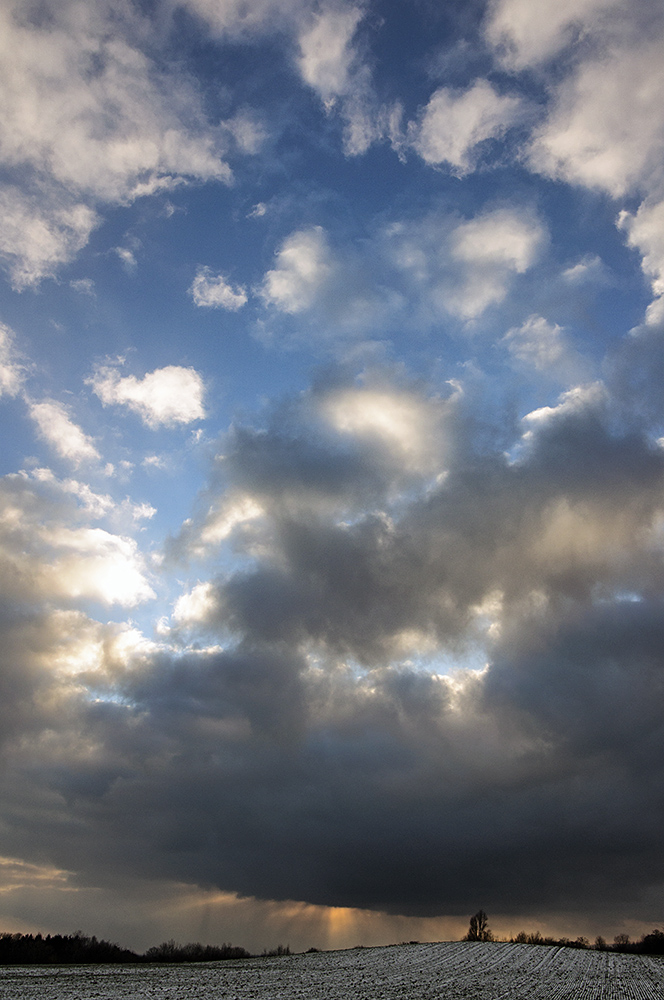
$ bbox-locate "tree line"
[463,911,664,955]
[0,931,258,965]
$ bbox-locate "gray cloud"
[2,367,664,933]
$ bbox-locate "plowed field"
[1,941,662,999]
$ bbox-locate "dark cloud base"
[3,371,664,929]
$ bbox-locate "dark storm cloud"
[6,613,663,919]
[609,318,664,426]
[211,380,664,661]
[0,603,52,750]
[3,371,664,928]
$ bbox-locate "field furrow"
[0,942,663,1000]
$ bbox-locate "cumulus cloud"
[321,386,451,475]
[210,377,660,667]
[114,247,138,273]
[618,200,664,324]
[256,224,404,340]
[0,470,154,607]
[382,205,546,324]
[28,400,100,466]
[528,35,664,198]
[256,211,546,344]
[221,112,268,155]
[4,369,664,928]
[0,0,231,286]
[409,79,523,174]
[485,0,664,334]
[448,207,545,318]
[0,1,230,201]
[189,267,248,310]
[504,315,566,369]
[0,186,98,290]
[297,7,364,104]
[452,208,542,273]
[260,227,334,313]
[90,364,206,428]
[173,581,220,625]
[478,0,664,361]
[485,0,623,70]
[4,0,664,947]
[39,528,155,606]
[561,253,608,285]
[503,314,584,381]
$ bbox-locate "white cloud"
[114,247,138,273]
[0,471,155,607]
[181,0,309,36]
[260,227,333,313]
[382,206,546,325]
[322,387,449,474]
[561,253,607,284]
[0,2,230,201]
[485,0,623,70]
[122,499,157,524]
[173,581,219,625]
[448,207,545,319]
[0,0,231,285]
[296,5,388,157]
[297,7,364,104]
[522,381,608,429]
[40,526,155,606]
[28,400,100,466]
[490,0,664,330]
[0,323,24,398]
[410,79,523,174]
[46,613,161,676]
[187,0,381,159]
[90,364,206,429]
[618,199,664,324]
[222,113,268,154]
[142,454,169,471]
[30,468,114,519]
[341,93,386,157]
[199,495,264,550]
[503,314,575,373]
[0,186,98,290]
[452,208,542,272]
[487,0,664,331]
[190,267,248,310]
[528,35,664,198]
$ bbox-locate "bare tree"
[465,910,493,942]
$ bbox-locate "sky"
[0,0,664,954]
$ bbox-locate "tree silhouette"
[465,910,493,942]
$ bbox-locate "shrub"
[262,944,291,957]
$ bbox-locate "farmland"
[0,941,662,999]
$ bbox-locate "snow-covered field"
[1,941,663,999]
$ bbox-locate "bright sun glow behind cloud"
[322,389,444,471]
